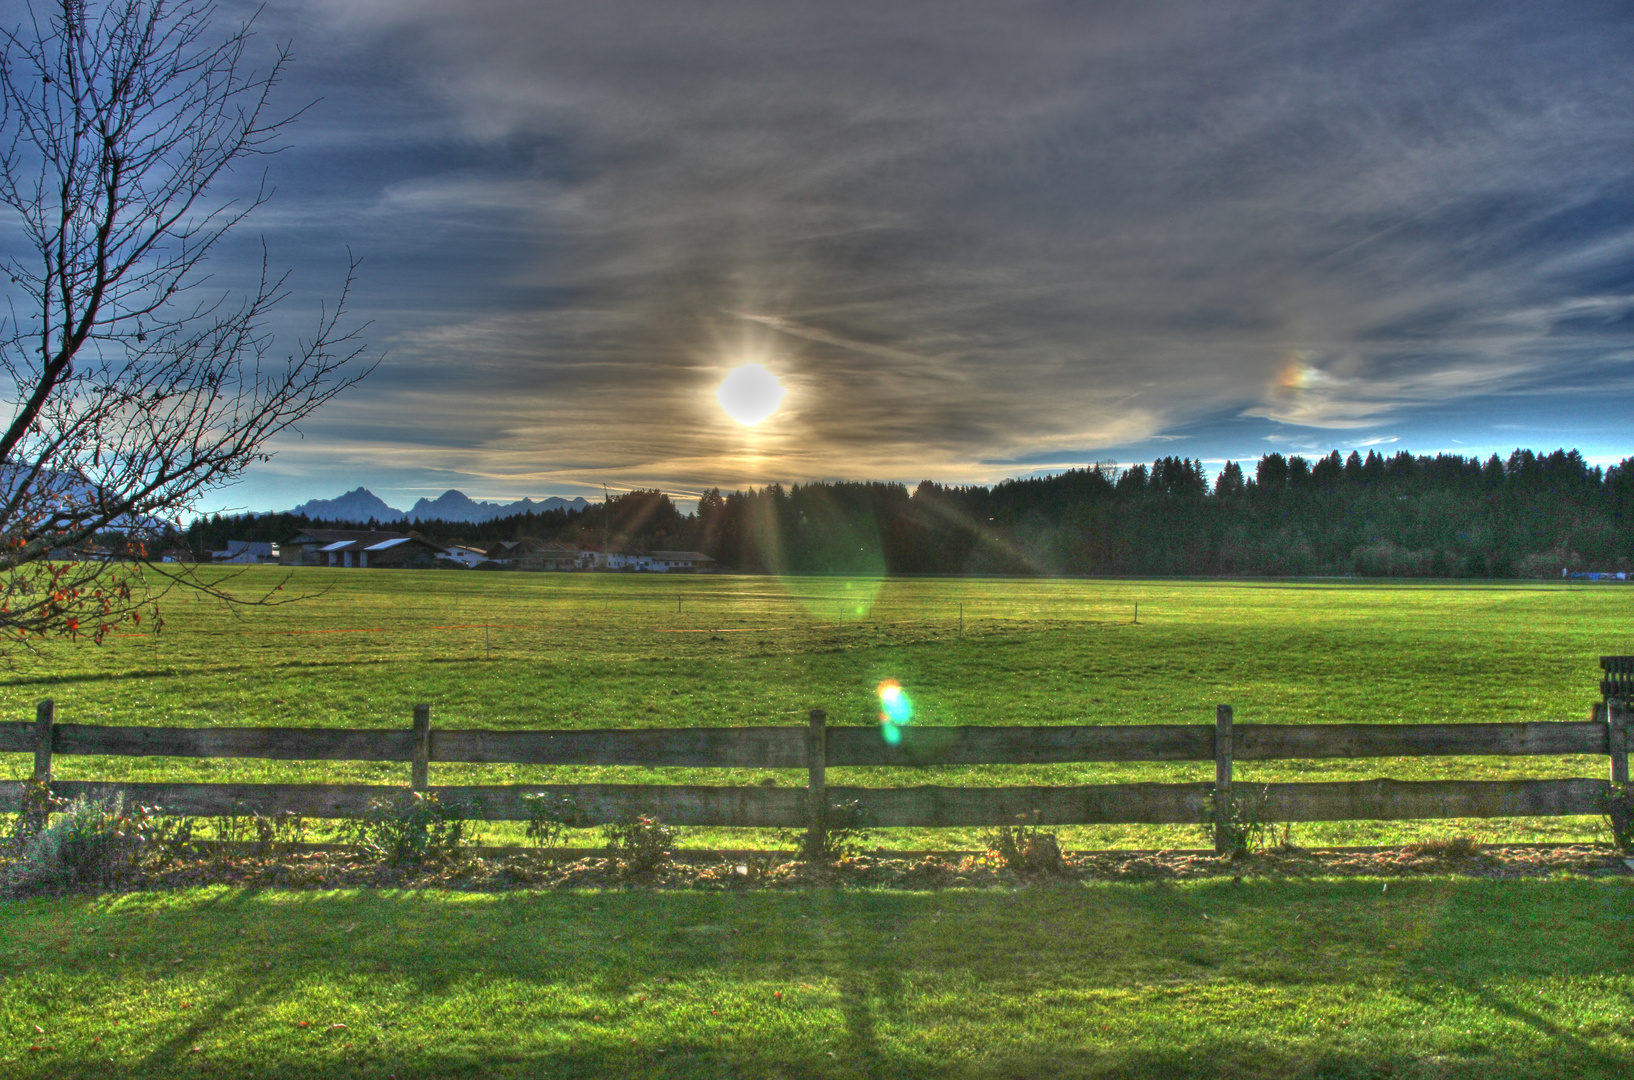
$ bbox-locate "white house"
[581,549,714,572]
[580,550,634,570]
[438,544,489,568]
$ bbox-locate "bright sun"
[717,364,785,425]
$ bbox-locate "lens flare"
[878,679,914,746]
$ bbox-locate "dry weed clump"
[602,815,678,875]
[982,818,1067,875]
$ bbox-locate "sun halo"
[717,364,786,426]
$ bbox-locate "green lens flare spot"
[878,679,913,744]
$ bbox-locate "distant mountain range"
[289,487,592,524]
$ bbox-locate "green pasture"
[1,878,1632,1078]
[2,569,1632,848]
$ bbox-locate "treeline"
[686,448,1634,576]
[191,448,1634,577]
[182,495,685,557]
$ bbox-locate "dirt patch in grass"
[4,842,1627,897]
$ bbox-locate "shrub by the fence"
[9,792,187,891]
[602,815,677,874]
[1604,784,1634,852]
[344,792,473,866]
[784,799,872,863]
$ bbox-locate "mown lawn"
[1,878,1631,1079]
[2,569,1632,847]
[3,573,1633,1078]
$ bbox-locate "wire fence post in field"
[485,623,491,661]
[412,704,431,792]
[959,602,964,635]
[807,708,828,857]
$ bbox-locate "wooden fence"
[2,694,1629,843]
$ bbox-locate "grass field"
[2,878,1632,1078]
[4,570,1634,1079]
[1,568,1630,849]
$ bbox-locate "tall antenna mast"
[603,483,611,565]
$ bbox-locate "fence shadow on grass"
[13,880,1633,1079]
[73,878,1634,989]
[0,654,472,689]
[38,1031,1634,1080]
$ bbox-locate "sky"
[12,0,1634,513]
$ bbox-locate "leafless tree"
[0,0,370,646]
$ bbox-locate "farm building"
[211,540,280,564]
[47,542,114,562]
[581,549,714,572]
[481,540,520,565]
[509,540,585,571]
[647,550,715,572]
[282,529,442,568]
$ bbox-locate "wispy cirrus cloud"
[173,0,1634,507]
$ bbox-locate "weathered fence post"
[1609,700,1629,788]
[1599,657,1631,788]
[807,708,827,857]
[412,704,431,792]
[33,698,54,782]
[1213,704,1234,854]
[22,698,55,835]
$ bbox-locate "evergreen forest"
[188,448,1634,578]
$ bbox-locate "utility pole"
[603,483,611,569]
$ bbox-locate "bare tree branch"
[0,1,371,648]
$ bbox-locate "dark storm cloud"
[188,1,1634,501]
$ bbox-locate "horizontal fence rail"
[0,719,1612,766]
[0,778,1607,827]
[1,696,1628,840]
